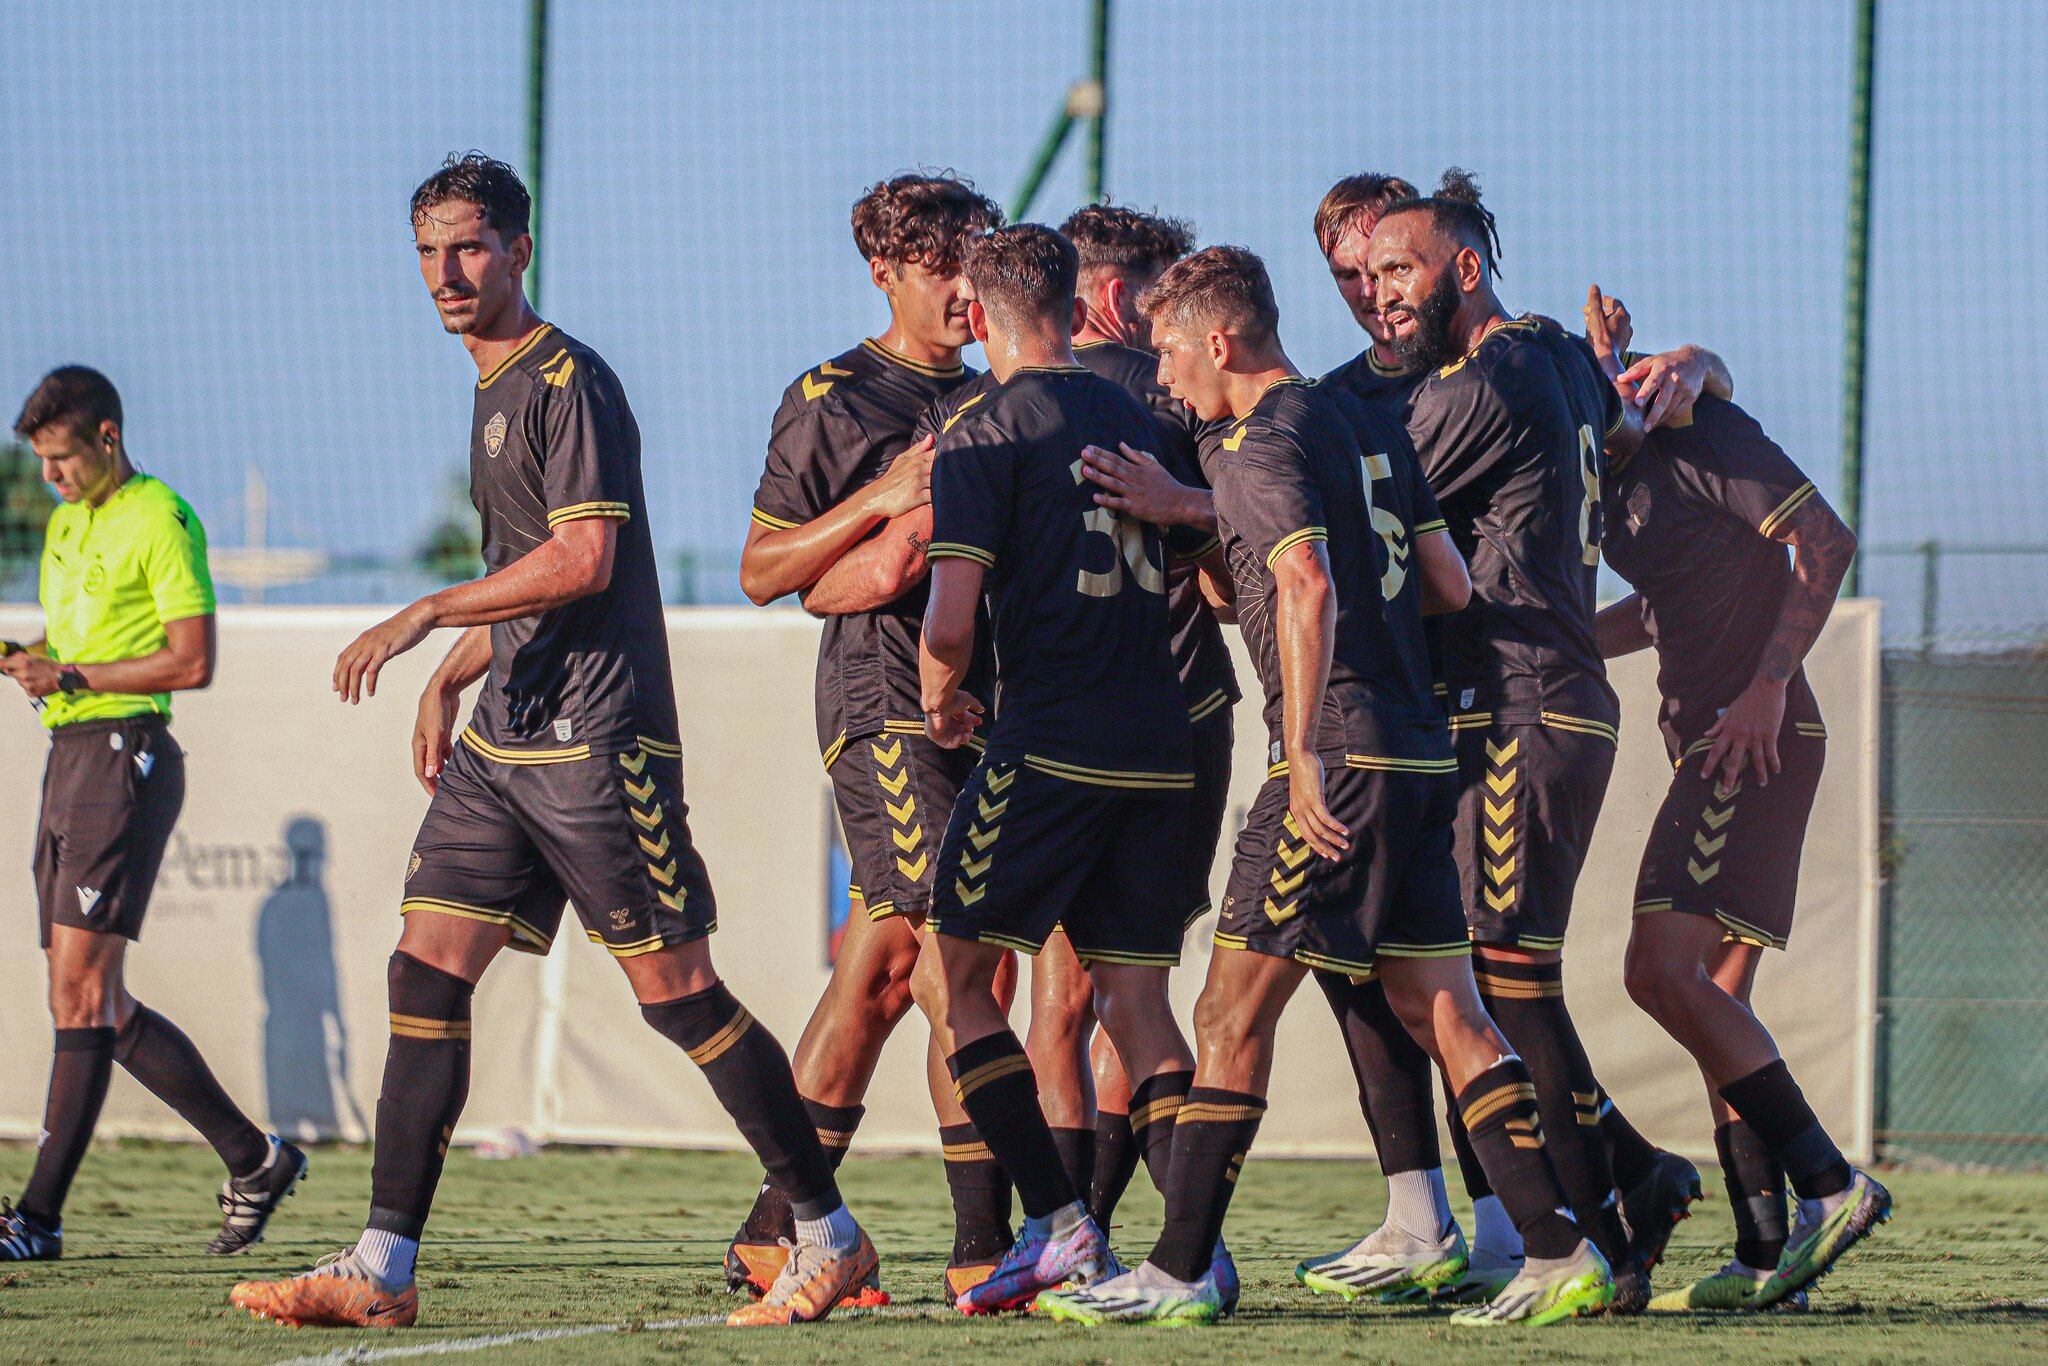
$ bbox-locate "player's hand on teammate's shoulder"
[1702,676,1786,790]
[1079,442,1194,526]
[1583,285,1633,375]
[334,600,437,705]
[1286,751,1350,860]
[923,689,984,750]
[1619,347,1709,431]
[865,435,937,520]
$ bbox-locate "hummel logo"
[76,886,103,916]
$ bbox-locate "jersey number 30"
[1075,473,1167,598]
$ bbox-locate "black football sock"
[642,984,841,1219]
[1146,1088,1265,1283]
[1453,1057,1581,1261]
[1477,957,1628,1262]
[736,1099,861,1243]
[945,1031,1075,1220]
[1316,970,1441,1175]
[1051,1126,1095,1202]
[115,1004,269,1178]
[367,952,473,1238]
[1087,1109,1141,1226]
[941,1123,1014,1264]
[1599,1089,1661,1192]
[1443,1070,1495,1199]
[1129,1069,1194,1194]
[1716,1060,1852,1202]
[1716,1119,1789,1269]
[19,1026,117,1226]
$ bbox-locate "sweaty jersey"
[37,474,214,728]
[464,323,678,761]
[1074,339,1239,721]
[1602,395,1826,758]
[1206,377,1451,773]
[753,338,977,760]
[929,365,1192,788]
[1407,313,1623,733]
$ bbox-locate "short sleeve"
[1215,424,1326,569]
[143,495,216,623]
[540,368,635,530]
[1404,447,1447,537]
[1671,402,1818,539]
[751,384,868,531]
[928,417,1012,569]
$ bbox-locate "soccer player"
[1581,297,1890,1311]
[916,223,1199,1316]
[1,367,305,1263]
[733,172,1016,1306]
[1363,170,1654,1307]
[1040,245,1611,1328]
[229,154,870,1330]
[1034,204,1240,1241]
[1303,175,1716,1296]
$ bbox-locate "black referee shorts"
[34,715,185,947]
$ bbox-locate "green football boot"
[1649,1260,1811,1312]
[1294,1222,1469,1303]
[1753,1169,1891,1307]
[1036,1262,1222,1326]
[1449,1240,1613,1327]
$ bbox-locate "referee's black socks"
[19,1026,117,1227]
[642,984,842,1220]
[116,1004,269,1178]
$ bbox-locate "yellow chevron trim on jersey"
[959,851,992,880]
[1694,830,1728,857]
[941,391,988,433]
[657,889,683,911]
[1187,688,1231,723]
[818,360,854,378]
[888,850,924,880]
[546,500,631,528]
[460,727,591,765]
[751,506,800,530]
[800,371,837,402]
[888,823,924,854]
[1220,422,1249,452]
[400,897,550,952]
[686,1005,756,1066]
[538,350,576,388]
[862,336,966,378]
[1757,481,1819,537]
[884,795,916,824]
[875,766,910,797]
[389,1012,471,1041]
[1484,856,1517,885]
[477,323,555,389]
[1539,712,1620,744]
[618,749,648,775]
[871,737,904,767]
[637,830,670,859]
[986,766,1017,793]
[1265,527,1328,567]
[1020,755,1195,790]
[623,774,656,803]
[1485,737,1520,765]
[1276,839,1312,870]
[927,541,995,567]
[1702,801,1736,829]
[1687,857,1721,884]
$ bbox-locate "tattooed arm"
[1701,492,1857,788]
[798,505,935,616]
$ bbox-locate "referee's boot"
[0,1199,61,1261]
[209,1135,309,1255]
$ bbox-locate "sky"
[2,1,2042,640]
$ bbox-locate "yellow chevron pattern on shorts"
[951,765,1012,910]
[1265,818,1311,924]
[1689,781,1741,884]
[1480,740,1521,913]
[870,737,928,880]
[620,744,684,919]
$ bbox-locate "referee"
[1,367,303,1262]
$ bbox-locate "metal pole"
[1839,0,1878,594]
[525,0,549,309]
[1918,538,1939,657]
[1011,108,1075,221]
[1085,0,1111,202]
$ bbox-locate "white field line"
[269,1304,941,1364]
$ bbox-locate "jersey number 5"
[1361,453,1409,601]
[1577,423,1601,567]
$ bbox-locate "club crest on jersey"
[76,886,103,917]
[485,411,508,458]
[553,719,574,742]
[1461,688,1477,709]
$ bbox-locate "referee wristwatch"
[57,665,88,694]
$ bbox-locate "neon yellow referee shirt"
[37,473,215,728]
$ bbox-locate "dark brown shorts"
[35,716,185,947]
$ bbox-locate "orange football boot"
[727,1229,881,1326]
[231,1249,418,1328]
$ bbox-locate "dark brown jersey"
[464,324,677,759]
[1073,339,1240,720]
[1323,346,1426,427]
[1206,377,1451,773]
[929,366,1192,788]
[1406,313,1622,732]
[1602,395,1825,758]
[752,338,977,758]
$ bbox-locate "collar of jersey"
[477,323,556,390]
[70,471,153,520]
[1255,374,1314,405]
[862,336,965,378]
[1009,363,1089,377]
[1364,347,1411,378]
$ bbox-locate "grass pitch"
[1,1143,2044,1363]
